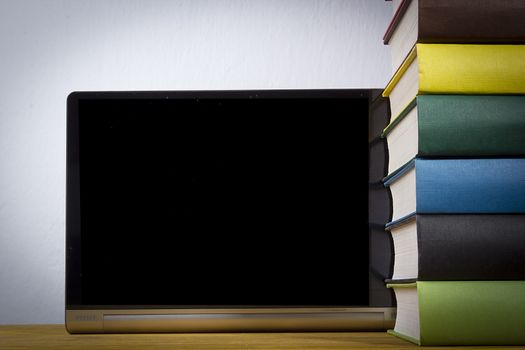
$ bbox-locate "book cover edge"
[383,45,417,97]
[383,0,412,44]
[382,97,417,137]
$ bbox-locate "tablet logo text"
[75,314,97,322]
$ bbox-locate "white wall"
[0,0,391,324]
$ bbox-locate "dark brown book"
[384,0,525,72]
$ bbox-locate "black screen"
[75,95,369,306]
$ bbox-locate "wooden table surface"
[1,325,524,350]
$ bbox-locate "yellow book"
[383,44,525,120]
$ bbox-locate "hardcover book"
[386,214,525,281]
[387,281,525,345]
[382,95,525,174]
[384,0,525,72]
[382,44,525,119]
[383,158,525,223]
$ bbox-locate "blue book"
[383,158,525,225]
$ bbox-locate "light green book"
[387,281,525,346]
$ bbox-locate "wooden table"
[1,325,524,349]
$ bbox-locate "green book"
[387,281,525,346]
[382,95,525,174]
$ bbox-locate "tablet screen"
[73,94,369,306]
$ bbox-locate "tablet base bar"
[66,308,396,333]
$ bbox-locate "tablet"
[65,89,394,333]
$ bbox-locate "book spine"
[418,281,525,345]
[417,95,525,156]
[417,44,525,95]
[417,214,525,280]
[417,0,525,43]
[416,158,525,213]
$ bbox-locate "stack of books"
[381,0,525,345]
